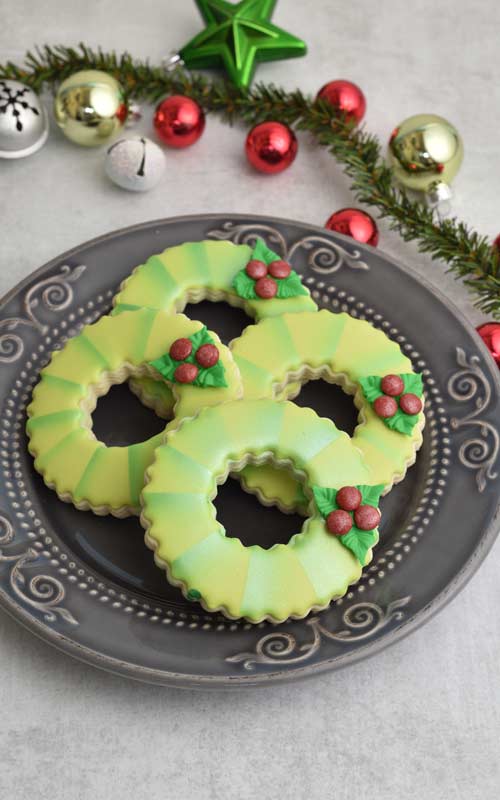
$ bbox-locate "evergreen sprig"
[2,44,499,317]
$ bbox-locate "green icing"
[312,483,385,565]
[27,308,242,515]
[143,399,375,622]
[149,326,227,388]
[232,238,308,301]
[229,311,424,510]
[359,373,424,436]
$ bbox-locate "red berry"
[354,505,381,531]
[174,362,198,384]
[326,509,353,536]
[245,259,268,280]
[169,337,192,361]
[373,395,398,418]
[268,260,291,279]
[399,393,423,415]
[380,374,404,397]
[336,486,362,512]
[195,343,219,368]
[255,276,278,299]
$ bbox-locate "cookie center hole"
[215,467,306,549]
[91,383,167,447]
[292,379,359,437]
[182,300,251,344]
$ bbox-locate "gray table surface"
[1,1,499,798]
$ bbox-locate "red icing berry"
[399,393,423,415]
[169,337,192,361]
[380,374,404,397]
[373,395,398,418]
[255,276,278,299]
[174,362,198,383]
[268,260,291,279]
[195,343,219,368]
[354,505,381,531]
[336,486,362,512]
[326,509,353,536]
[245,259,268,280]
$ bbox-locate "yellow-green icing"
[26,308,242,516]
[142,399,376,623]
[112,240,317,415]
[232,310,424,510]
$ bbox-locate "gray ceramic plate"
[1,214,499,689]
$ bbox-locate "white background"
[1,1,499,798]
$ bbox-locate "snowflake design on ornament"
[0,80,40,132]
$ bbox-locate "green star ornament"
[179,0,307,89]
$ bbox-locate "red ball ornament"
[174,362,199,383]
[268,260,291,279]
[245,121,297,174]
[169,337,193,361]
[354,505,381,531]
[255,276,278,299]
[325,208,379,247]
[154,95,205,148]
[245,259,268,280]
[373,395,398,419]
[326,509,353,536]
[380,374,405,397]
[477,322,500,367]
[336,486,362,512]
[317,80,366,124]
[399,393,423,415]
[195,343,219,368]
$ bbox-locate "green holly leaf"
[149,353,177,382]
[189,326,214,352]
[402,372,424,397]
[232,269,257,300]
[275,270,309,298]
[195,359,227,388]
[359,375,382,403]
[358,484,385,507]
[252,238,281,265]
[312,485,338,517]
[340,528,378,566]
[385,410,420,435]
[148,327,227,388]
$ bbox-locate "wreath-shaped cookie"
[230,310,424,512]
[141,399,383,623]
[27,308,242,517]
[112,238,316,416]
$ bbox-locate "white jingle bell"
[104,136,166,192]
[0,79,49,159]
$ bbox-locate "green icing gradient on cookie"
[114,240,317,421]
[231,310,424,511]
[142,399,379,623]
[26,309,242,517]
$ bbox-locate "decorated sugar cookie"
[230,310,425,511]
[26,309,242,517]
[112,238,317,416]
[141,399,382,623]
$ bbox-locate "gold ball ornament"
[388,114,463,198]
[54,70,127,147]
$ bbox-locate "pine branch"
[1,44,499,317]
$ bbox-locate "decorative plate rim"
[0,212,499,689]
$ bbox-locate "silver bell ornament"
[0,79,49,159]
[104,136,166,192]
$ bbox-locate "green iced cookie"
[141,399,379,623]
[27,309,242,517]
